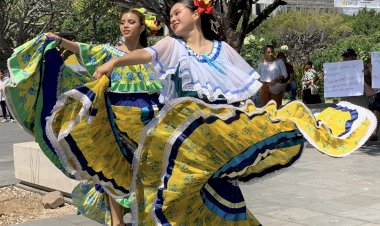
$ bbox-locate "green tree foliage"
[55,0,124,44]
[0,0,74,69]
[249,11,351,66]
[240,35,276,68]
[351,9,380,36]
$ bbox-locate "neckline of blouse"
[176,38,222,62]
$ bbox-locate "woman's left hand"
[93,60,115,79]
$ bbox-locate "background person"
[301,61,321,104]
[0,70,14,123]
[277,52,296,101]
[257,45,288,107]
[340,48,369,108]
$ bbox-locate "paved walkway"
[1,122,380,225]
[0,121,32,187]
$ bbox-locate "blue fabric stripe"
[107,92,161,108]
[203,179,244,204]
[64,134,129,194]
[89,107,98,117]
[75,85,96,102]
[227,135,304,177]
[239,142,304,182]
[212,130,304,179]
[39,41,75,178]
[104,93,134,164]
[332,105,358,137]
[200,186,246,216]
[176,38,222,63]
[94,184,105,193]
[39,42,63,158]
[141,106,155,125]
[201,191,247,221]
[199,179,247,219]
[148,46,169,74]
[155,117,204,225]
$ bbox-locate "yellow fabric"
[315,107,353,136]
[65,54,80,65]
[50,77,133,195]
[276,102,371,157]
[112,105,150,142]
[133,99,375,225]
[46,72,374,224]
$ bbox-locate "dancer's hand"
[45,32,60,42]
[93,60,115,79]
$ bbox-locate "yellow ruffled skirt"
[46,76,375,225]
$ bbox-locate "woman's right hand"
[93,60,116,79]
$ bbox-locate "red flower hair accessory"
[194,0,214,14]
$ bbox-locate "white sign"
[323,60,364,98]
[371,52,380,88]
[258,0,274,3]
[334,0,380,8]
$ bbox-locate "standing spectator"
[340,48,369,108]
[0,70,14,122]
[258,45,288,107]
[363,61,380,141]
[342,48,358,61]
[277,52,297,101]
[301,61,321,104]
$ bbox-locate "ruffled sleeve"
[145,38,262,104]
[144,37,184,80]
[222,42,258,75]
[77,43,118,76]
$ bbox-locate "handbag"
[310,83,319,95]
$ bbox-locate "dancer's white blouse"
[145,37,262,103]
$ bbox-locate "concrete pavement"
[1,121,380,225]
[245,145,380,226]
[0,121,32,187]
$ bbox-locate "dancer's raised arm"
[46,32,80,54]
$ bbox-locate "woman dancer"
[6,8,162,226]
[87,0,376,225]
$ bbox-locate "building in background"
[253,0,380,15]
[334,0,380,15]
[279,0,338,13]
[253,0,339,15]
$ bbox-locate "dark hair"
[122,9,148,47]
[59,32,76,40]
[305,61,313,67]
[263,45,274,53]
[174,0,220,41]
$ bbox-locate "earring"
[210,19,220,34]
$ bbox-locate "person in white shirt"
[0,70,14,122]
[258,45,288,107]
